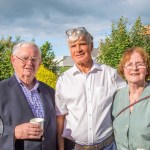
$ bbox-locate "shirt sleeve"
[114,71,127,90]
[55,78,68,116]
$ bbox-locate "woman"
[112,47,150,150]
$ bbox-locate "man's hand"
[14,122,43,140]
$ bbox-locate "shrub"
[36,65,57,89]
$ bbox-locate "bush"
[36,65,57,89]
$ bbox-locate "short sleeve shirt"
[55,62,126,145]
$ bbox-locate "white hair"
[67,31,93,44]
[12,42,41,57]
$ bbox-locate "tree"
[0,37,59,81]
[0,36,18,80]
[97,17,150,68]
[129,18,150,54]
[40,41,60,75]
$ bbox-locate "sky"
[0,0,150,56]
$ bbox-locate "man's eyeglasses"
[66,27,87,39]
[14,55,41,64]
[124,62,146,70]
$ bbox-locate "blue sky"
[0,0,150,56]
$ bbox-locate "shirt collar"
[72,61,102,76]
[15,74,39,90]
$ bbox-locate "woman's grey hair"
[12,42,41,57]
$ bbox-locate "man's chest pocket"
[94,86,114,106]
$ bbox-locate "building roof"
[55,48,99,67]
[63,56,74,66]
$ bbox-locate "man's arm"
[56,115,65,150]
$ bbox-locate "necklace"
[129,82,148,112]
[129,82,148,103]
[129,92,142,112]
[129,88,144,103]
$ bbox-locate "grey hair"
[68,31,93,44]
[12,42,41,57]
[86,32,93,44]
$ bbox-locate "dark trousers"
[64,134,116,150]
[64,138,75,150]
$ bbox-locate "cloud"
[0,0,150,55]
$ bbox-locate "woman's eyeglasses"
[124,62,146,70]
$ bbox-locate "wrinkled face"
[123,52,148,85]
[68,35,93,66]
[11,46,41,81]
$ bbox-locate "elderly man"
[0,42,56,150]
[56,27,126,150]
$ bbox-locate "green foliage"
[0,37,59,81]
[36,65,57,89]
[59,66,71,75]
[0,47,12,80]
[0,36,21,80]
[40,41,60,75]
[97,17,150,68]
[129,18,150,54]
